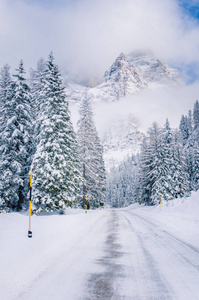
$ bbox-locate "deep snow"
[0,192,199,300]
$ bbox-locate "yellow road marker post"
[85,196,88,214]
[159,194,161,210]
[28,172,32,238]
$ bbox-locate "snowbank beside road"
[0,209,107,300]
[127,191,199,248]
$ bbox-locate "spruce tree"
[187,110,193,137]
[0,65,13,211]
[179,115,189,145]
[0,61,33,211]
[29,58,47,118]
[171,130,189,198]
[193,100,199,130]
[184,146,194,192]
[77,95,106,208]
[147,122,173,204]
[136,137,152,204]
[32,53,81,213]
[192,143,199,191]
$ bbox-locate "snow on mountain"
[89,53,147,102]
[127,52,184,88]
[66,52,184,169]
[88,52,183,103]
[66,52,184,105]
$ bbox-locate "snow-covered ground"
[0,192,199,300]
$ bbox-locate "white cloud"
[0,0,198,82]
[94,83,199,136]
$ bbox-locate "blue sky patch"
[178,0,199,20]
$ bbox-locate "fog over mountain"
[67,51,198,168]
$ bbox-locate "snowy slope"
[0,192,198,299]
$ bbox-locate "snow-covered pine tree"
[192,142,199,191]
[136,136,152,204]
[32,53,81,214]
[193,100,199,130]
[147,122,173,204]
[171,130,189,198]
[0,65,13,136]
[186,101,199,147]
[187,110,193,137]
[0,64,12,110]
[161,119,176,201]
[179,115,189,145]
[29,58,46,117]
[93,134,106,206]
[0,65,13,211]
[0,61,33,211]
[184,146,194,191]
[77,94,106,208]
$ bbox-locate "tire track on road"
[123,210,199,299]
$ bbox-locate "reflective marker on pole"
[159,194,161,210]
[30,172,32,188]
[28,172,32,238]
[85,196,87,213]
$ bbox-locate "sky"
[0,0,199,85]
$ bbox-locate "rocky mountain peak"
[89,53,147,102]
[127,53,184,87]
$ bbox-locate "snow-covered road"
[0,200,199,300]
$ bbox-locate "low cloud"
[94,82,199,136]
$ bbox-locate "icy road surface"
[0,203,199,300]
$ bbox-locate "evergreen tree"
[32,53,81,213]
[162,119,176,200]
[136,136,152,204]
[192,143,199,191]
[184,146,194,192]
[0,61,33,211]
[193,100,199,130]
[0,64,12,109]
[179,115,189,145]
[29,58,47,117]
[171,130,189,198]
[77,95,106,208]
[137,121,180,205]
[0,65,13,211]
[29,58,48,149]
[187,110,193,137]
[147,122,173,204]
